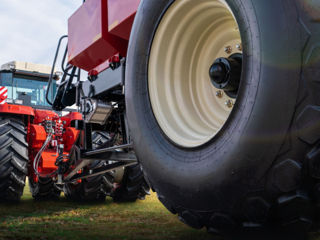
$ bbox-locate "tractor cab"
[0,61,57,109]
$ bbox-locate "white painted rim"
[148,0,242,148]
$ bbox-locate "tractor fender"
[0,103,34,117]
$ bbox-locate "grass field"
[1,181,320,240]
[0,180,216,240]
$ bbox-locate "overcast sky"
[0,0,82,67]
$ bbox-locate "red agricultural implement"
[0,61,149,202]
[49,0,320,237]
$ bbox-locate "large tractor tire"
[0,116,28,202]
[29,177,61,201]
[126,0,320,236]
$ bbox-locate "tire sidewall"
[126,0,301,212]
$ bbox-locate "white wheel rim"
[148,0,242,148]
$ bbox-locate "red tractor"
[49,0,320,237]
[0,61,149,202]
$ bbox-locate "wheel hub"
[148,0,242,148]
[209,54,242,98]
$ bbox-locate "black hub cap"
[209,53,242,98]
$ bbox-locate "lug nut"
[216,90,223,98]
[236,43,242,51]
[224,46,232,54]
[225,100,234,108]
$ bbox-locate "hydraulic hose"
[33,133,53,177]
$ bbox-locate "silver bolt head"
[236,43,242,51]
[224,46,232,54]
[225,100,234,108]
[216,90,223,98]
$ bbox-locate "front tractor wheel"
[29,177,61,201]
[126,0,320,236]
[0,116,28,202]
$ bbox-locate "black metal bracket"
[65,161,136,183]
[82,59,125,99]
[63,143,136,183]
[82,143,133,156]
[82,151,137,162]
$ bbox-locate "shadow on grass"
[1,190,318,240]
[0,197,112,221]
[0,193,217,240]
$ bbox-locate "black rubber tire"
[92,132,150,202]
[63,160,114,202]
[126,0,320,237]
[0,116,28,202]
[63,132,115,202]
[29,177,61,201]
[112,164,150,202]
[64,131,150,202]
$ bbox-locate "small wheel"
[0,116,28,202]
[29,177,61,201]
[63,160,114,202]
[64,131,150,202]
[92,132,151,202]
[112,164,150,202]
[126,0,320,236]
[63,132,115,201]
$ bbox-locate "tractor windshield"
[0,72,56,108]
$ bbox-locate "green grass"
[1,181,320,240]
[0,181,215,240]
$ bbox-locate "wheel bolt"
[224,46,232,54]
[236,43,242,51]
[225,100,234,108]
[216,90,223,98]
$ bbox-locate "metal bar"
[61,47,68,73]
[82,152,137,162]
[66,162,136,183]
[46,35,68,105]
[64,151,137,181]
[109,152,137,161]
[83,143,133,156]
[84,123,93,150]
[64,159,91,181]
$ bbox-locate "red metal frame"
[0,103,35,117]
[0,102,82,182]
[68,0,140,73]
[107,0,140,40]
[27,110,82,182]
[0,103,82,183]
